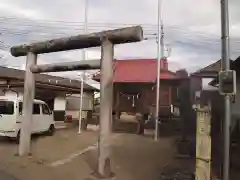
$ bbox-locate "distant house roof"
[84,79,100,90]
[94,59,178,83]
[0,66,97,92]
[192,59,234,78]
[208,58,239,86]
[192,60,221,78]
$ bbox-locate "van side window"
[19,102,22,115]
[33,104,40,114]
[42,104,51,115]
[0,101,14,115]
[19,102,40,115]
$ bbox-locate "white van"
[0,96,55,142]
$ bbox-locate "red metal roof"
[94,59,178,83]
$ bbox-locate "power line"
[0,16,231,45]
[1,15,240,54]
[2,15,240,53]
[0,15,222,38]
[0,25,228,43]
[0,15,227,37]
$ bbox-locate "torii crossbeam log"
[10,26,143,57]
[10,26,143,179]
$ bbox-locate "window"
[19,102,40,115]
[42,104,51,115]
[0,101,14,115]
[33,104,40,114]
[19,102,22,115]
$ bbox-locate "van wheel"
[47,125,55,136]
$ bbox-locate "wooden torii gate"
[10,26,143,178]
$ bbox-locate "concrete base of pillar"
[86,172,115,180]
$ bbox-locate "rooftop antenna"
[165,44,171,58]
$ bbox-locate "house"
[0,66,99,121]
[190,60,223,104]
[93,58,183,119]
[191,60,223,128]
[191,58,240,171]
[191,58,240,128]
[208,57,240,126]
[192,60,222,78]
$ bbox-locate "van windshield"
[0,101,14,115]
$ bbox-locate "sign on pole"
[195,104,211,180]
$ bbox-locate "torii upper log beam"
[10,26,143,57]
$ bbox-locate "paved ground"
[2,121,239,180]
[0,126,185,180]
[0,170,18,180]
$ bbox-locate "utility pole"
[78,0,89,134]
[154,0,164,141]
[78,74,84,133]
[220,0,231,179]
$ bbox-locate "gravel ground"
[158,166,194,180]
[1,125,237,180]
[0,127,183,180]
[0,170,19,180]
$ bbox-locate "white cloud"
[0,0,239,77]
[0,1,45,19]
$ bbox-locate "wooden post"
[194,104,212,180]
[18,52,37,156]
[98,38,114,178]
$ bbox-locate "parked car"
[0,96,55,142]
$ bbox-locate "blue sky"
[0,0,239,79]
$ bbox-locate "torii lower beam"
[10,26,143,178]
[30,59,101,73]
